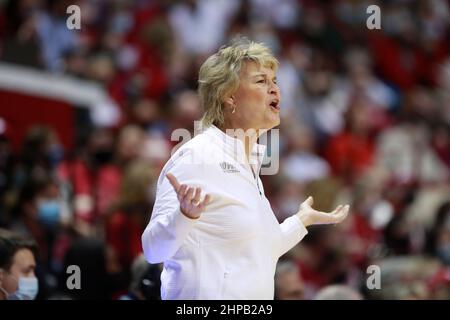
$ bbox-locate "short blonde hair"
[198,37,279,128]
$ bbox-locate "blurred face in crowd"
[275,268,305,300]
[287,125,315,152]
[117,126,145,163]
[276,180,303,220]
[88,129,115,165]
[346,101,372,135]
[174,90,202,128]
[132,99,160,127]
[88,55,115,84]
[225,61,281,131]
[0,248,37,300]
[436,216,450,265]
[35,181,62,228]
[45,130,64,166]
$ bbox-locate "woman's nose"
[269,83,280,96]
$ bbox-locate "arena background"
[0,0,449,300]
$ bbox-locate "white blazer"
[142,125,308,299]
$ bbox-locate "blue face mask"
[47,143,64,167]
[0,276,39,300]
[37,200,61,227]
[437,244,450,265]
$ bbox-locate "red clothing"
[345,213,382,267]
[123,4,169,101]
[324,132,374,179]
[57,160,122,223]
[367,32,434,89]
[106,211,143,268]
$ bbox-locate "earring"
[232,106,236,114]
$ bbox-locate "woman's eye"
[257,80,265,83]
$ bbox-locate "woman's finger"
[198,194,211,210]
[183,187,195,203]
[338,205,350,221]
[192,187,202,205]
[314,205,341,218]
[330,205,349,223]
[166,173,181,192]
[178,184,187,200]
[301,196,314,208]
[331,205,343,215]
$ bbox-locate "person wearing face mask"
[0,229,39,300]
[429,201,450,266]
[36,194,63,229]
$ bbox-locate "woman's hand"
[296,196,349,228]
[166,173,211,220]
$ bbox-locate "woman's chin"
[262,120,280,131]
[269,115,280,128]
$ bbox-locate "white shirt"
[141,125,308,299]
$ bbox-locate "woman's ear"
[224,95,236,109]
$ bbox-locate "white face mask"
[0,275,39,300]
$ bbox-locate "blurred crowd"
[1,0,450,300]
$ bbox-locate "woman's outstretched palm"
[297,196,349,227]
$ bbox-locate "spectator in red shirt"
[324,95,376,183]
[106,160,157,270]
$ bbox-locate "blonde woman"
[142,38,349,300]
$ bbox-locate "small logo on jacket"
[219,162,239,173]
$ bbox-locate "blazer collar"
[204,125,267,174]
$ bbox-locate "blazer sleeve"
[278,214,308,257]
[142,149,204,264]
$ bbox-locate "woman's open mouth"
[269,100,280,111]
